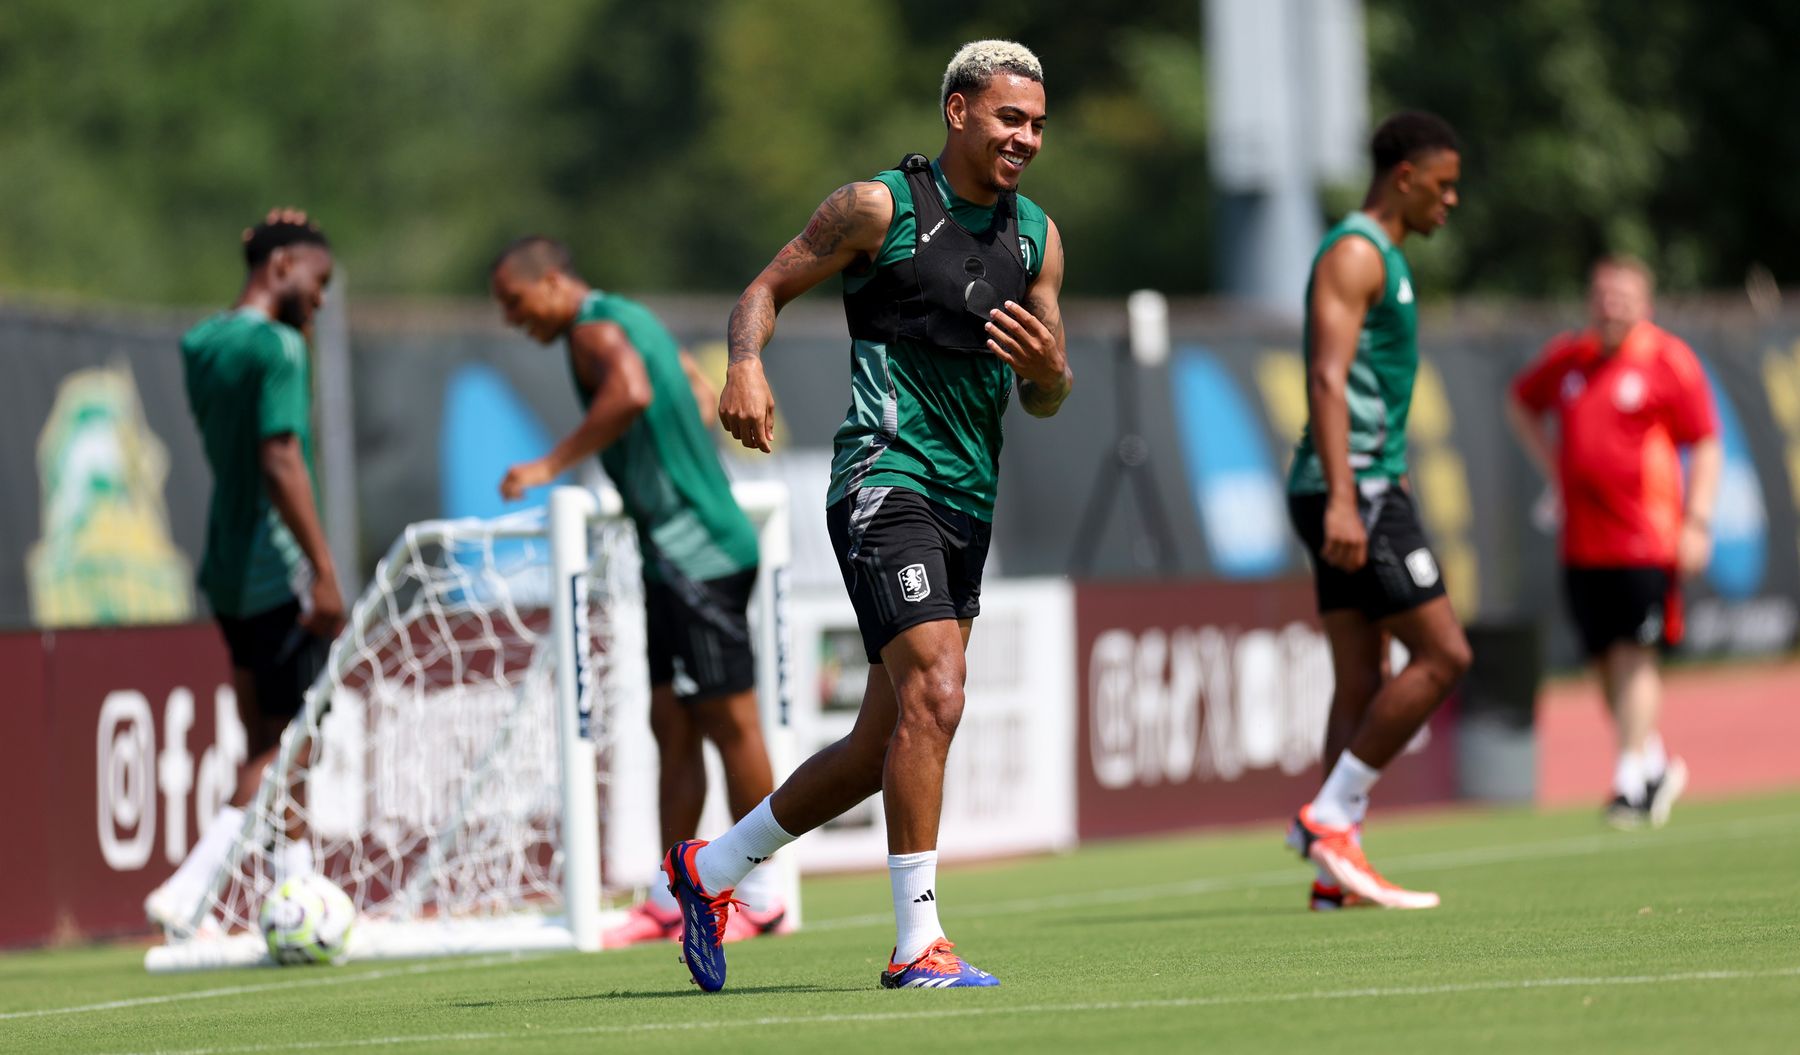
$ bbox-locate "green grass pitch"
[5,791,1797,1054]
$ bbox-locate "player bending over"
[1284,113,1473,910]
[146,210,346,930]
[665,39,1071,991]
[489,237,789,944]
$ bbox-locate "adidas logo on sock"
[913,889,935,903]
[745,855,768,865]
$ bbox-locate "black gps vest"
[843,154,1029,354]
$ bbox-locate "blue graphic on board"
[1169,346,1289,578]
[1695,358,1767,599]
[440,363,566,519]
[438,363,566,606]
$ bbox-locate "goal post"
[146,481,795,972]
[550,483,604,952]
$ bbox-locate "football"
[259,873,356,966]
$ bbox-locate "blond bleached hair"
[940,40,1044,126]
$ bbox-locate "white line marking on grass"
[803,811,1800,932]
[0,953,541,1022]
[99,965,1800,1054]
[12,812,1796,1025]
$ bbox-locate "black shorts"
[645,566,758,703]
[1289,487,1448,620]
[1564,566,1673,658]
[826,487,991,664]
[215,599,328,721]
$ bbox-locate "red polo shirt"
[1512,321,1717,568]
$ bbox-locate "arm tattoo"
[1017,282,1070,417]
[763,182,865,284]
[795,183,864,258]
[727,287,775,365]
[728,183,869,365]
[1025,289,1065,345]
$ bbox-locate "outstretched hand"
[499,459,555,502]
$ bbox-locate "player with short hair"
[488,236,789,945]
[1284,112,1473,911]
[146,209,346,930]
[1505,257,1718,829]
[664,38,1070,992]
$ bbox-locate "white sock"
[164,806,244,897]
[889,851,945,964]
[733,861,781,913]
[646,879,679,914]
[1614,751,1647,802]
[1310,753,1380,829]
[1642,733,1668,783]
[695,796,794,894]
[276,839,314,882]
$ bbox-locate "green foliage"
[1367,0,1800,296]
[0,0,1212,304]
[0,1,599,302]
[1,0,1792,302]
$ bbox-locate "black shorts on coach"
[826,486,991,664]
[644,566,758,703]
[1288,486,1448,620]
[1563,565,1672,658]
[215,598,329,721]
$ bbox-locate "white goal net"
[146,483,794,971]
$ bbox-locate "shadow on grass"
[451,982,858,1008]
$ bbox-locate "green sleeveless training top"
[1287,211,1420,494]
[180,308,316,617]
[826,161,1048,521]
[569,291,757,583]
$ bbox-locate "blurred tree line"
[1,0,1793,305]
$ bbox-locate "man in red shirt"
[1506,256,1721,829]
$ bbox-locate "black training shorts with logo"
[215,598,329,721]
[1563,565,1673,659]
[1288,485,1448,620]
[644,566,759,703]
[826,486,992,664]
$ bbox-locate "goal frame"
[145,481,794,972]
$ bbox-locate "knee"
[896,670,965,743]
[696,702,762,751]
[1431,632,1474,685]
[649,712,699,758]
[1332,671,1382,714]
[695,712,742,750]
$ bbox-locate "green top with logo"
[827,161,1048,521]
[180,308,316,618]
[569,290,757,583]
[1288,211,1421,495]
